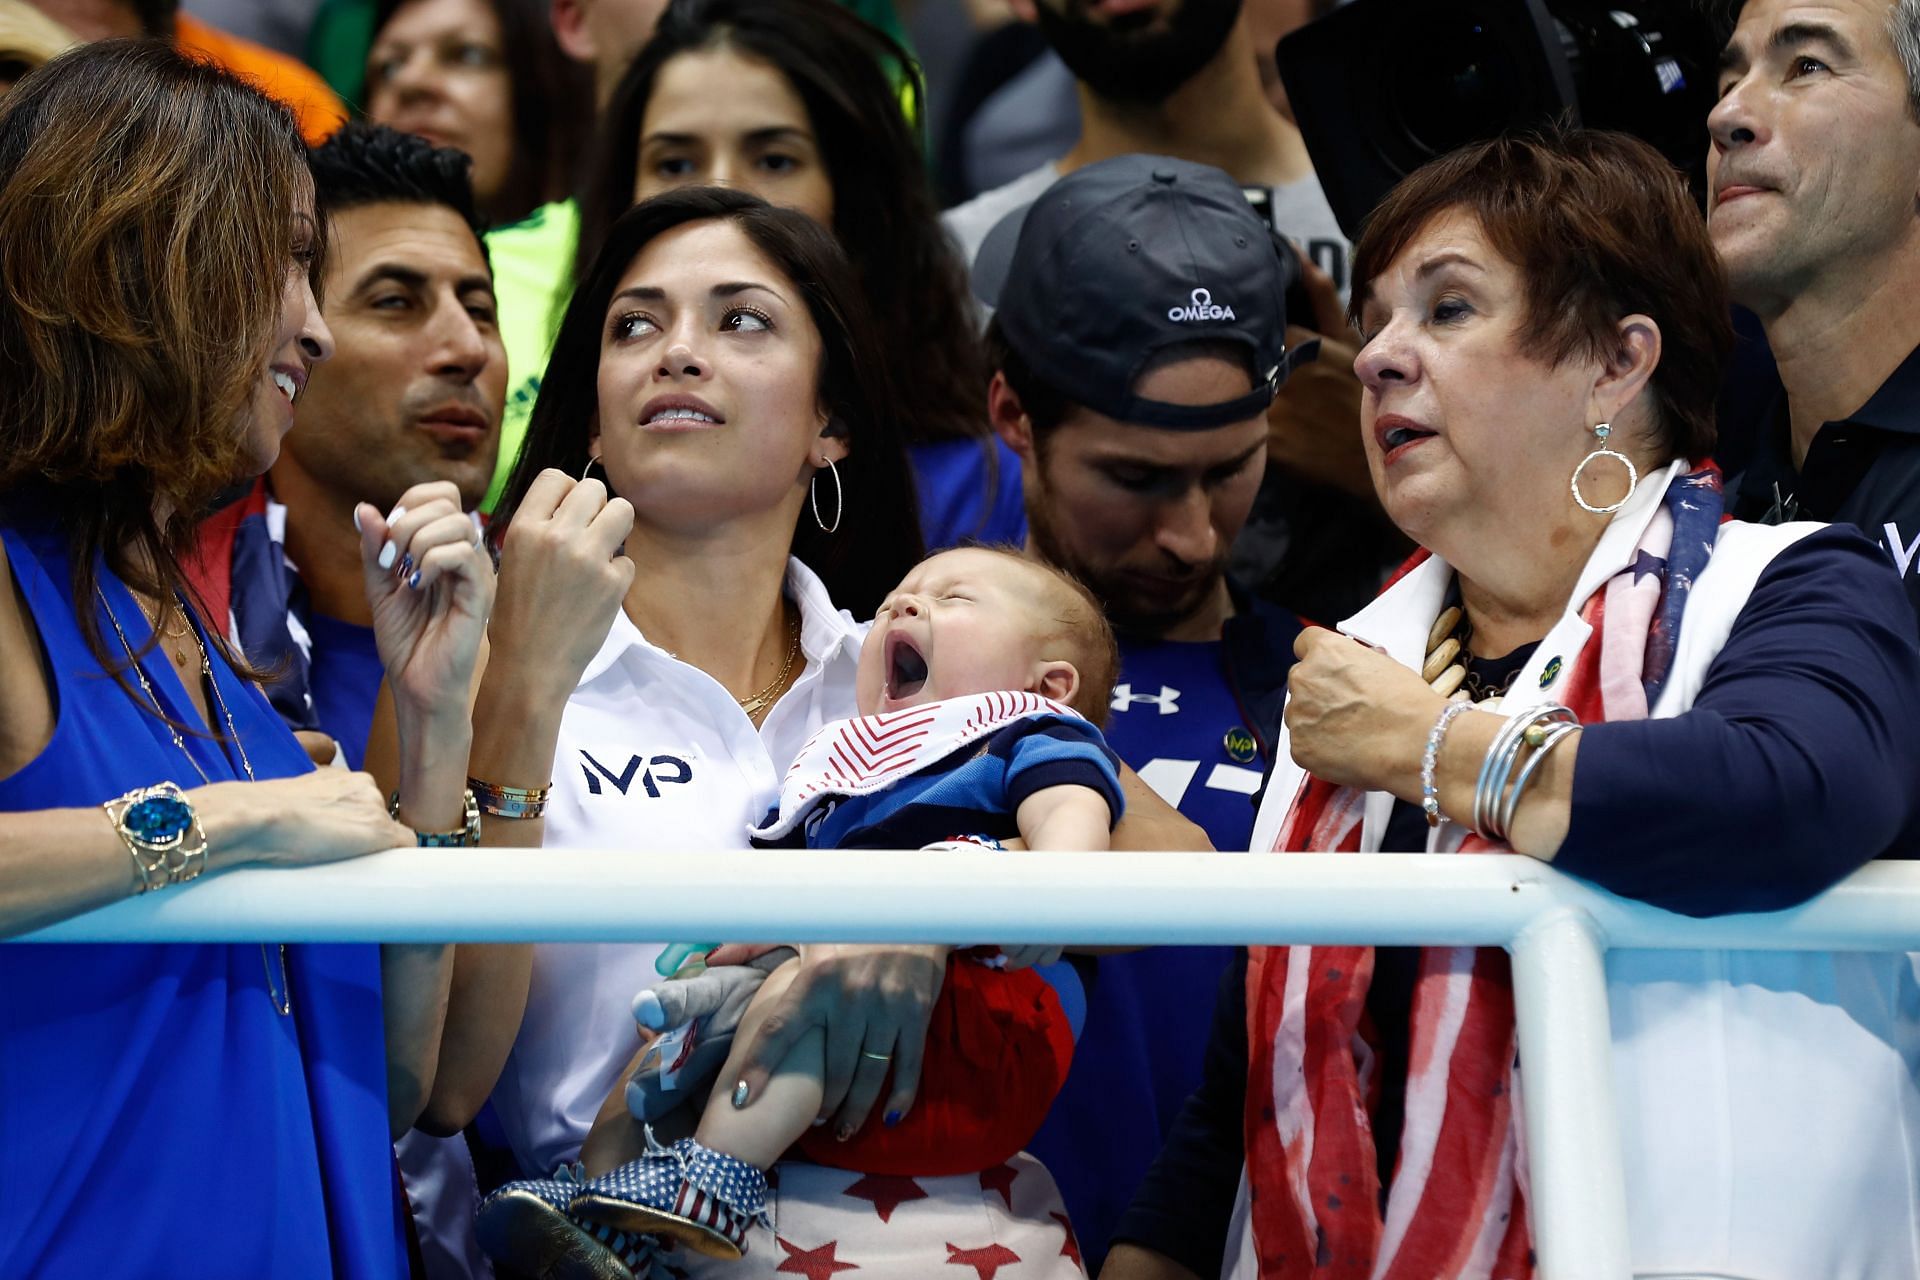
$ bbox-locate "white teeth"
[272,371,298,403]
[647,407,715,424]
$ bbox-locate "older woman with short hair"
[1106,128,1920,1280]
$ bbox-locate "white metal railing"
[18,850,1920,1279]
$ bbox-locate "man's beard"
[1033,0,1245,105]
[1027,491,1224,638]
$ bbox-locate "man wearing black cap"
[946,0,1409,630]
[973,153,1307,1274]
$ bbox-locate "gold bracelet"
[468,777,551,820]
[389,789,482,847]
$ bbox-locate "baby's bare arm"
[1016,782,1113,852]
[695,959,823,1169]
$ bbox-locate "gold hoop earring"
[810,457,843,534]
[1571,422,1637,515]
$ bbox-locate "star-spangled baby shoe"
[572,1128,771,1261]
[475,1164,658,1279]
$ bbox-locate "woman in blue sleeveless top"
[0,44,492,1277]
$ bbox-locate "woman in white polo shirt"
[430,187,1142,1276]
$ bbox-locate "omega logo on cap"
[1168,287,1236,323]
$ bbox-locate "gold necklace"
[100,587,292,1016]
[737,603,802,722]
[129,592,194,668]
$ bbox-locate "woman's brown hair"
[1350,124,1732,462]
[0,40,317,678]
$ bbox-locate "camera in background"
[1279,0,1719,239]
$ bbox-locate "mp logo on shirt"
[580,750,694,798]
[1885,522,1920,579]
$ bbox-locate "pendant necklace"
[101,587,292,1015]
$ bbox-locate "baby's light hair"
[964,545,1120,727]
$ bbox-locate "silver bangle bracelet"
[1473,710,1536,838]
[1476,705,1577,841]
[1498,721,1580,840]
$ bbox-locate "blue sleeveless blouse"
[0,522,404,1278]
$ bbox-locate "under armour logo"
[1110,683,1181,715]
[580,750,693,797]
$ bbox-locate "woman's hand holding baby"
[726,942,949,1141]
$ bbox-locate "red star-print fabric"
[659,1152,1086,1278]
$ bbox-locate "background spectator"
[941,0,1404,631]
[1712,0,1920,623]
[552,0,1019,550]
[24,0,347,138]
[365,0,591,226]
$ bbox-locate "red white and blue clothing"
[488,560,1090,1277]
[189,479,389,767]
[743,695,1120,1178]
[750,692,1123,851]
[1028,594,1301,1272]
[1117,461,1920,1279]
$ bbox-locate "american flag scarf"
[1245,466,1723,1279]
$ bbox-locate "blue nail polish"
[884,1110,902,1127]
[408,570,420,589]
[836,1123,854,1142]
[399,553,413,576]
[731,1081,750,1109]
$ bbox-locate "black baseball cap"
[973,154,1314,431]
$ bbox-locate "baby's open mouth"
[887,632,928,699]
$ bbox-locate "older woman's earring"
[1570,421,1638,515]
[810,457,843,534]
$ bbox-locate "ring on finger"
[860,1049,892,1063]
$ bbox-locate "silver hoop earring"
[581,455,608,486]
[810,457,843,534]
[1570,422,1637,515]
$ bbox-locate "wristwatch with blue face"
[104,781,208,893]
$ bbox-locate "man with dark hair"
[253,121,503,772]
[226,120,507,1279]
[946,0,1407,629]
[1713,0,1920,624]
[972,154,1307,1274]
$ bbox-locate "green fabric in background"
[481,197,581,512]
[306,0,377,109]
